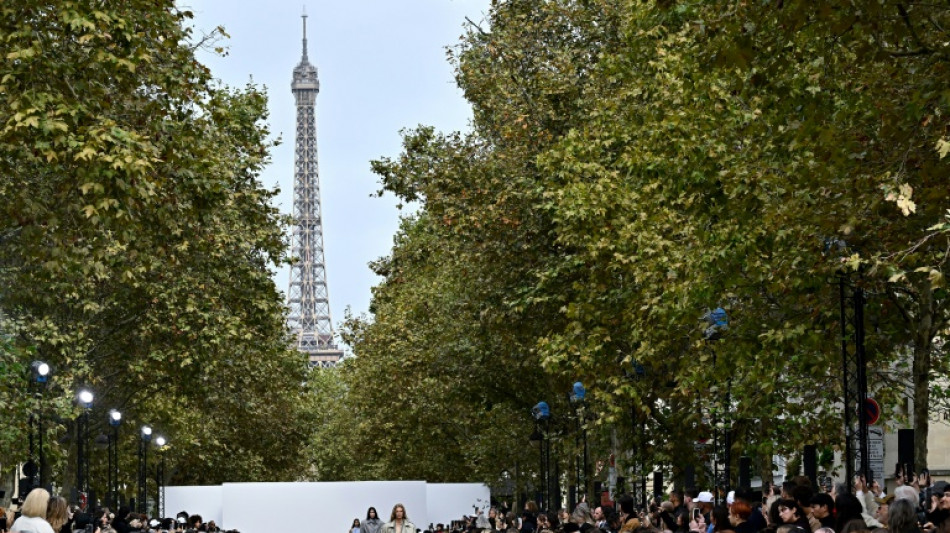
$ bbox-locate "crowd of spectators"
[0,488,236,533]
[426,469,950,533]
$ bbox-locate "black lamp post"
[155,436,168,518]
[29,361,51,489]
[625,360,649,511]
[840,274,871,486]
[570,382,588,503]
[138,425,152,513]
[108,409,122,508]
[76,388,94,506]
[702,307,730,504]
[531,401,551,510]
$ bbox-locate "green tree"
[0,0,309,488]
[339,0,950,486]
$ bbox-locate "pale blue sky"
[189,1,491,345]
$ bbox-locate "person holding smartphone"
[921,489,950,532]
[688,508,705,533]
[694,492,714,529]
[918,470,933,513]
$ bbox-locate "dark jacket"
[112,518,131,533]
[746,506,767,533]
[736,521,758,533]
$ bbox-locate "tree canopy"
[315,0,950,489]
[1,0,309,489]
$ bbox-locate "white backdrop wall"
[165,481,489,533]
[426,483,492,527]
[164,485,223,526]
[223,481,428,533]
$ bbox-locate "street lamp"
[30,361,50,383]
[531,402,551,421]
[626,360,650,510]
[155,436,168,518]
[76,388,94,506]
[138,425,152,513]
[28,361,51,489]
[531,401,552,510]
[570,382,589,505]
[78,389,94,408]
[570,382,586,403]
[108,410,122,508]
[702,307,731,504]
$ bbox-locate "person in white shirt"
[10,488,55,533]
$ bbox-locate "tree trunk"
[912,277,934,473]
[759,453,774,492]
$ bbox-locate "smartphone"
[693,509,701,521]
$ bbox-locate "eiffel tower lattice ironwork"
[287,10,343,367]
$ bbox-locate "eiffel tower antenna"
[301,6,308,62]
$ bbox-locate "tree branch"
[886,286,916,325]
[897,3,933,54]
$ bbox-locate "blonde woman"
[380,504,416,533]
[10,488,54,533]
[45,497,68,533]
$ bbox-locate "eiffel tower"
[287,10,343,367]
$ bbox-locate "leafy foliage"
[0,0,309,490]
[314,0,950,486]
